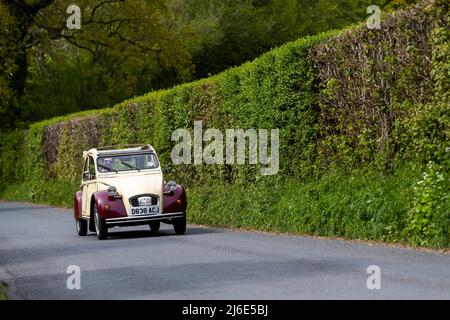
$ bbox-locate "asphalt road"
[0,201,449,299]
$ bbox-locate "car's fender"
[74,190,83,220]
[92,190,128,220]
[163,184,187,214]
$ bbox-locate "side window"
[88,156,96,180]
[82,158,89,181]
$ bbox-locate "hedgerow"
[0,0,448,247]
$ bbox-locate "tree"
[1,0,54,128]
[169,0,395,80]
[168,0,299,79]
[0,0,193,128]
[1,0,417,127]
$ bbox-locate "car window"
[97,153,159,173]
[82,158,89,181]
[88,156,96,179]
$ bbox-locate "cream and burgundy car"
[74,145,187,240]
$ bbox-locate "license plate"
[131,206,160,215]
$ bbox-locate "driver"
[99,157,113,172]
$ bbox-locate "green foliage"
[392,0,449,170]
[5,0,398,126]
[312,1,439,171]
[406,162,449,247]
[189,165,420,244]
[0,1,24,128]
[0,0,448,248]
[383,0,420,11]
[170,0,389,80]
[295,0,386,36]
[0,130,24,189]
[0,0,193,128]
[0,282,7,300]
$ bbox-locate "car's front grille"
[129,194,159,207]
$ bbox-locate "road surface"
[0,201,449,299]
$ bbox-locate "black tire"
[149,221,160,233]
[173,215,186,235]
[76,219,88,236]
[94,205,108,240]
[88,219,96,232]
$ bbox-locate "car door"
[82,156,98,218]
[81,158,89,218]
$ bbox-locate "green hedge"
[0,0,448,247]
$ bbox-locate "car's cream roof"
[84,145,156,158]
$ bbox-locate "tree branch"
[88,0,124,22]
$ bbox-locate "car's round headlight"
[107,186,118,197]
[167,180,177,191]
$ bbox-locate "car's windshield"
[97,153,159,173]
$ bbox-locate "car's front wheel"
[94,205,108,240]
[76,219,87,236]
[173,215,186,235]
[149,221,160,233]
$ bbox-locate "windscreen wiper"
[98,164,118,173]
[120,161,140,171]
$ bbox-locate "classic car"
[73,145,187,240]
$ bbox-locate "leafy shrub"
[406,161,449,247]
[188,165,420,244]
[0,0,448,248]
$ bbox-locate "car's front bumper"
[105,212,185,227]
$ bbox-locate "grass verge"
[0,282,8,300]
